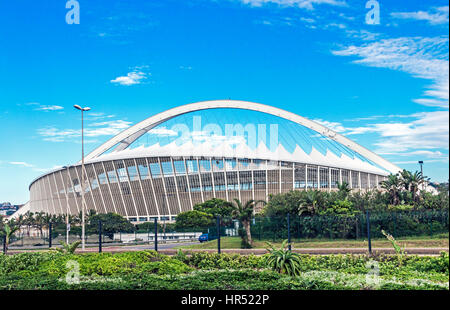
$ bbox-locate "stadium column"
[209,158,216,198]
[368,173,371,189]
[59,170,70,216]
[376,175,379,189]
[45,176,57,214]
[92,163,108,214]
[134,158,151,219]
[196,158,205,203]
[111,161,129,219]
[123,160,139,218]
[101,162,118,214]
[237,158,242,202]
[305,164,308,190]
[223,157,229,202]
[339,169,342,186]
[82,164,99,214]
[158,157,172,219]
[73,165,91,214]
[265,160,269,199]
[349,170,353,189]
[328,167,331,192]
[292,163,295,191]
[358,171,362,191]
[183,157,194,210]
[73,168,87,214]
[52,173,64,214]
[317,166,320,190]
[278,161,282,194]
[171,158,183,214]
[145,157,160,219]
[251,159,256,201]
[67,168,81,214]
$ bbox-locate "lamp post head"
[419,161,424,164]
[74,105,91,111]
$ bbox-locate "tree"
[298,190,324,215]
[381,174,402,205]
[193,198,234,217]
[337,182,351,200]
[231,199,266,248]
[400,169,413,192]
[87,213,135,238]
[175,210,214,229]
[263,191,305,217]
[1,221,19,254]
[408,171,425,203]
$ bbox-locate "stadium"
[26,100,401,223]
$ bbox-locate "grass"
[177,233,449,250]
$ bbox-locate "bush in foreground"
[0,250,448,290]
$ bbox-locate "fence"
[251,210,449,241]
[4,209,448,254]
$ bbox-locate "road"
[8,240,200,253]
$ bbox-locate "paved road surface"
[7,243,448,255]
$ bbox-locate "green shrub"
[0,250,447,290]
[264,240,302,276]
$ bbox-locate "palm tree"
[24,211,34,237]
[230,199,266,247]
[381,174,401,205]
[337,182,351,200]
[400,169,412,192]
[34,212,46,237]
[298,190,323,215]
[409,171,425,202]
[1,221,19,254]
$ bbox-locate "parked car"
[198,233,209,243]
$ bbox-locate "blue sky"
[0,0,448,204]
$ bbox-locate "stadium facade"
[28,100,400,222]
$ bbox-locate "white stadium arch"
[85,100,400,174]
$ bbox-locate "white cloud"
[391,6,449,25]
[7,161,59,173]
[24,102,64,112]
[9,161,33,168]
[148,127,178,137]
[313,119,347,133]
[110,67,149,86]
[38,119,132,143]
[314,111,449,160]
[35,105,64,111]
[332,36,449,109]
[239,0,346,10]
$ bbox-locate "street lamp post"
[74,105,91,250]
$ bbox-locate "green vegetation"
[0,250,448,290]
[174,210,214,229]
[230,199,266,248]
[52,241,82,254]
[264,240,302,276]
[0,221,19,254]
